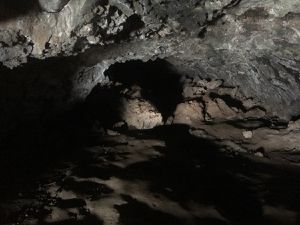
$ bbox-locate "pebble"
[242,130,253,139]
[254,152,264,158]
[106,129,120,136]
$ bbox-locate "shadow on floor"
[41,215,103,225]
[1,125,300,225]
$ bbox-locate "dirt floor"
[0,125,300,225]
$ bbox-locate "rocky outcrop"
[167,0,300,120]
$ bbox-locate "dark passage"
[0,0,37,21]
[104,59,183,121]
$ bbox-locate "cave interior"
[1,0,300,225]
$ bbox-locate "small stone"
[164,187,173,192]
[106,129,120,136]
[254,152,264,158]
[242,130,253,139]
[113,121,126,129]
[87,36,100,45]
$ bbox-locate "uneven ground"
[1,124,300,225]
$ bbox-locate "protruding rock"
[205,98,237,120]
[39,0,70,13]
[173,101,204,127]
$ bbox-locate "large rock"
[121,98,163,130]
[173,101,204,127]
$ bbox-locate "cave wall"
[168,0,300,120]
[0,0,300,151]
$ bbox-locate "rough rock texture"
[121,98,163,129]
[0,0,300,154]
[173,101,204,126]
[168,0,300,120]
[39,0,71,13]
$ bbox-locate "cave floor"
[1,125,300,225]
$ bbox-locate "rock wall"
[0,0,300,153]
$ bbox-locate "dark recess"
[114,14,145,41]
[0,0,37,21]
[103,59,184,121]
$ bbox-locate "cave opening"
[103,59,184,121]
[82,59,185,133]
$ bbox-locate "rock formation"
[0,0,300,155]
